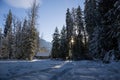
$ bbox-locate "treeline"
[51,6,91,60]
[0,1,40,60]
[51,0,120,62]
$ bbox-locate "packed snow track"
[0,59,120,80]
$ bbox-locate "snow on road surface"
[0,59,120,80]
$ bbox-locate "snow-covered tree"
[0,28,3,58]
[3,10,13,59]
[89,0,120,62]
[25,0,39,60]
[14,19,22,59]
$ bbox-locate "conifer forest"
[0,0,120,63]
[51,0,120,63]
[0,0,120,80]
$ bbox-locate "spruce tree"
[84,0,104,60]
[0,28,3,58]
[87,0,103,60]
[25,0,39,60]
[51,27,60,59]
[89,0,120,62]
[114,0,120,58]
[84,0,97,40]
[72,6,85,60]
[4,10,12,37]
[3,10,13,59]
[60,25,67,59]
[101,0,120,61]
[15,20,22,59]
[66,8,74,40]
[66,8,74,59]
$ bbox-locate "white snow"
[36,52,50,57]
[0,60,120,80]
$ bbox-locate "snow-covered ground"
[0,59,120,80]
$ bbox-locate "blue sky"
[0,0,84,42]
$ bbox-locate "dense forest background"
[51,0,120,63]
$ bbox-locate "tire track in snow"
[9,62,66,80]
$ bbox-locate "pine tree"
[114,0,120,59]
[4,10,12,37]
[76,6,84,35]
[84,0,105,60]
[51,27,60,59]
[84,0,100,60]
[25,0,39,60]
[3,10,13,59]
[89,0,120,62]
[89,26,103,59]
[66,8,74,59]
[0,28,3,58]
[15,19,27,59]
[66,8,74,40]
[21,0,39,60]
[59,25,67,59]
[14,20,22,59]
[84,0,97,40]
[87,0,103,60]
[27,26,38,60]
[72,6,85,60]
[102,0,120,61]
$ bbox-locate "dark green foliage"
[66,8,74,40]
[51,6,89,60]
[76,6,84,35]
[4,10,12,37]
[65,8,74,59]
[72,35,84,60]
[72,6,85,60]
[87,0,120,62]
[84,0,97,40]
[59,26,68,59]
[51,27,60,58]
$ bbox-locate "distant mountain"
[40,39,52,52]
[35,39,52,57]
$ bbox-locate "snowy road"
[0,59,120,80]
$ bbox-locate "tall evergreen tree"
[59,25,67,59]
[84,0,97,41]
[66,8,74,59]
[72,6,85,60]
[87,0,103,60]
[51,27,60,58]
[4,10,13,59]
[0,28,3,58]
[114,0,120,55]
[89,0,120,62]
[4,10,12,37]
[100,0,120,61]
[14,19,27,59]
[66,8,74,40]
[25,0,39,60]
[84,0,104,60]
[15,20,22,59]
